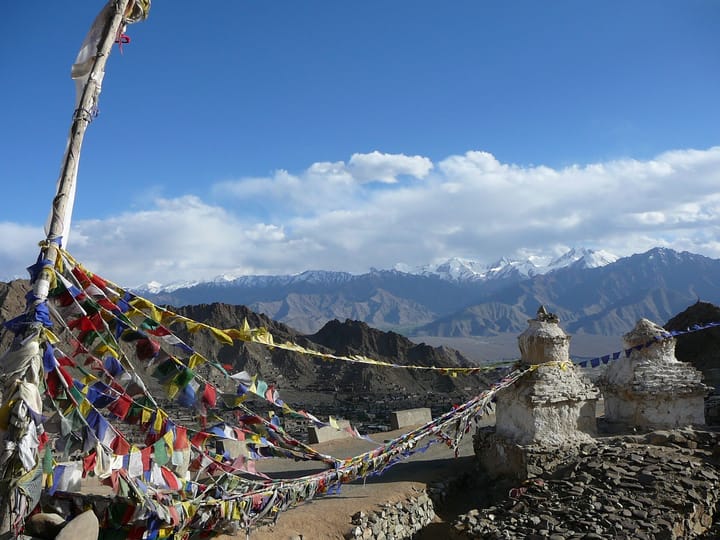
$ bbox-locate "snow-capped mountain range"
[135,247,720,337]
[402,248,619,282]
[137,248,618,293]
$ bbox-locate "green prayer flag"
[42,446,53,475]
[172,367,195,389]
[154,438,170,466]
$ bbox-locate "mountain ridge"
[138,248,720,337]
[138,247,617,292]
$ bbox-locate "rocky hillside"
[171,304,490,406]
[0,279,29,352]
[665,301,720,393]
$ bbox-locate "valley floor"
[416,333,622,364]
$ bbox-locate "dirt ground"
[220,417,494,540]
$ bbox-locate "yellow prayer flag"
[162,430,174,456]
[209,327,233,345]
[252,328,275,346]
[166,382,179,399]
[182,502,197,520]
[0,400,15,430]
[185,320,202,333]
[187,353,205,370]
[123,307,144,320]
[78,398,91,417]
[129,297,153,311]
[154,409,166,432]
[93,344,118,358]
[42,328,60,345]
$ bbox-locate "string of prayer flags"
[573,320,720,369]
[37,247,720,536]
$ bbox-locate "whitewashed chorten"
[603,318,707,428]
[494,306,600,445]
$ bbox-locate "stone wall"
[346,492,435,540]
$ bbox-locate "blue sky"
[1,1,719,286]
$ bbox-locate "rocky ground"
[451,427,720,539]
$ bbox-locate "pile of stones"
[346,492,435,540]
[453,429,720,539]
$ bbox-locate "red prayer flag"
[111,435,130,456]
[90,273,108,290]
[136,338,160,360]
[190,431,210,448]
[82,451,97,478]
[201,384,217,408]
[71,266,92,288]
[108,393,132,420]
[160,466,180,490]
[140,446,152,472]
[45,371,62,399]
[173,426,188,451]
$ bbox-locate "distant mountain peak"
[547,248,619,271]
[417,247,619,283]
[646,246,684,260]
[135,278,199,293]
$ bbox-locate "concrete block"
[390,408,432,430]
[308,419,352,444]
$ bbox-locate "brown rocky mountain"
[665,301,720,393]
[170,304,492,421]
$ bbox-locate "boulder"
[24,512,65,540]
[55,510,99,540]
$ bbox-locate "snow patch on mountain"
[138,248,619,292]
[546,248,619,271]
[136,279,199,293]
[412,248,619,282]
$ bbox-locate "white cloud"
[3,147,720,286]
[0,223,45,281]
[347,151,433,183]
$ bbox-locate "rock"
[55,510,99,540]
[25,513,66,540]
